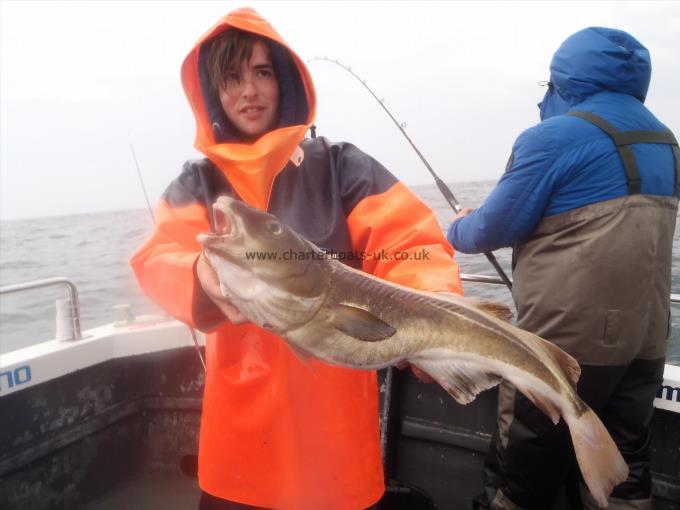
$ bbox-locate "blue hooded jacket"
[447,27,677,254]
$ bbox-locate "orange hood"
[181,7,317,210]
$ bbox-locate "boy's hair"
[207,29,273,93]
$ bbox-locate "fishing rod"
[308,57,513,291]
[130,143,207,373]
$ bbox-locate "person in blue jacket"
[448,27,679,510]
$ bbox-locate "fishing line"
[129,142,207,373]
[308,57,513,291]
[130,143,156,226]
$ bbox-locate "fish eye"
[268,221,283,235]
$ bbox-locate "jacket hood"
[180,8,317,209]
[539,27,651,120]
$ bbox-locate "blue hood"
[539,27,651,120]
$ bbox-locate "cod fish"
[197,196,628,507]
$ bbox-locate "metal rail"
[0,278,82,340]
[461,273,511,286]
[0,276,677,345]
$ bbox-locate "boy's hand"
[196,252,248,325]
[456,207,474,219]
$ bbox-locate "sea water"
[1,180,679,365]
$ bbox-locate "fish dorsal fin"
[467,297,514,322]
[543,339,580,386]
[409,354,502,405]
[520,332,581,386]
[431,292,514,322]
[329,304,396,342]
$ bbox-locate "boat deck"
[1,319,678,509]
[83,472,200,510]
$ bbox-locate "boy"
[132,8,462,510]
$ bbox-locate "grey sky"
[1,1,679,220]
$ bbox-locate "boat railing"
[460,273,511,286]
[0,277,82,341]
[0,275,678,346]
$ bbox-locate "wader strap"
[673,146,680,197]
[568,110,680,196]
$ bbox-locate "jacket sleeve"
[129,165,226,331]
[447,124,561,253]
[337,143,463,295]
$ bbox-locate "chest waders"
[476,113,679,510]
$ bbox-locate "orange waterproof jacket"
[131,8,463,510]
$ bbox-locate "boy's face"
[218,40,280,140]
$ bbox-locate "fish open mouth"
[196,203,239,246]
[213,203,234,237]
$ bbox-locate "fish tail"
[565,407,628,508]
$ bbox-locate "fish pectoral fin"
[328,304,396,342]
[411,357,502,405]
